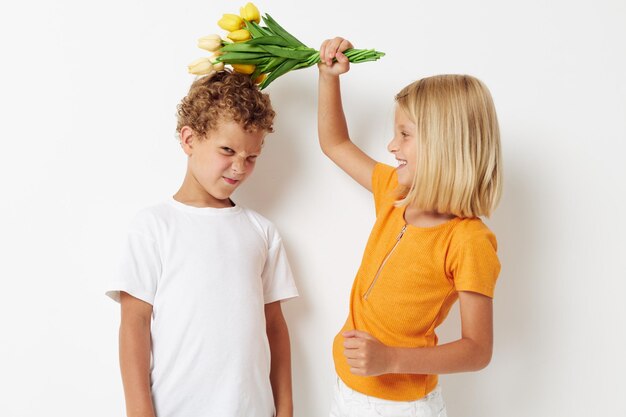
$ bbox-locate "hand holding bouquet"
[188,2,384,89]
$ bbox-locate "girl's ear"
[179,126,196,156]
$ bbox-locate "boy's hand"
[318,37,353,77]
[342,330,394,376]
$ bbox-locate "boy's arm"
[265,301,293,417]
[318,37,377,191]
[119,291,156,417]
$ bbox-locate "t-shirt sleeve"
[372,163,398,215]
[449,229,501,298]
[106,217,161,305]
[261,228,298,304]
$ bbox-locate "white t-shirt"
[106,197,298,417]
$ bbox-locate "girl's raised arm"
[318,37,377,191]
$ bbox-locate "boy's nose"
[232,159,245,174]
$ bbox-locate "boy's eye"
[247,155,258,162]
[221,147,235,154]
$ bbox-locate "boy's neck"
[172,190,234,209]
[174,173,234,209]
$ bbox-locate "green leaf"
[250,66,264,81]
[244,20,265,38]
[259,58,300,89]
[258,56,286,73]
[218,52,271,65]
[292,59,318,71]
[221,43,267,53]
[262,14,306,48]
[247,20,273,37]
[246,35,292,48]
[259,44,315,60]
[343,48,385,63]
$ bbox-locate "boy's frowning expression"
[182,120,265,206]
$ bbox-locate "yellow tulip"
[239,2,260,23]
[232,64,256,75]
[197,34,222,52]
[188,58,214,75]
[254,73,267,84]
[218,14,244,32]
[227,29,251,42]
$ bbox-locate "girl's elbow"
[464,338,492,371]
[476,354,492,371]
[473,346,493,370]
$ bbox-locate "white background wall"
[1,0,625,415]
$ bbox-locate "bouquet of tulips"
[188,2,385,89]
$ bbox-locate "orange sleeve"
[371,163,398,216]
[449,228,501,298]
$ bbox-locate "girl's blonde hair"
[395,74,502,218]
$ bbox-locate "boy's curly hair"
[176,70,275,136]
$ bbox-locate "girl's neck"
[403,205,457,228]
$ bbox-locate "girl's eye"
[221,147,235,154]
[247,156,258,162]
[401,131,409,138]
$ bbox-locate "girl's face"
[387,105,417,187]
[184,120,265,206]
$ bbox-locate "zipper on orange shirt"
[363,224,407,300]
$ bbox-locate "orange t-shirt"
[333,163,501,401]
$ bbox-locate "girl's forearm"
[388,338,493,375]
[318,73,351,155]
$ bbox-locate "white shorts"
[329,376,448,417]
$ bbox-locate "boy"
[106,70,298,417]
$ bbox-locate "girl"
[318,37,502,417]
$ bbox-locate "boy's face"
[184,120,265,205]
[388,105,417,187]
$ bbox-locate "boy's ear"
[179,126,197,156]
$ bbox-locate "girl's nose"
[387,137,398,153]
